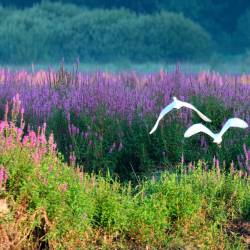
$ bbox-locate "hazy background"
[1,0,250,72]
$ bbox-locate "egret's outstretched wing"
[184,123,215,139]
[219,118,248,137]
[182,102,211,122]
[149,102,175,134]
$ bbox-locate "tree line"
[1,0,250,54]
[0,1,250,63]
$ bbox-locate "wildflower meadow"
[0,66,249,249]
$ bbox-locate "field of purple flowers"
[0,66,249,248]
[0,66,250,179]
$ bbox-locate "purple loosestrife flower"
[79,172,84,183]
[213,156,216,167]
[22,135,29,146]
[20,108,25,130]
[33,149,42,165]
[29,131,37,147]
[243,144,250,171]
[118,142,123,152]
[200,135,205,147]
[58,183,68,193]
[109,142,116,153]
[48,133,57,154]
[188,162,193,173]
[244,171,248,179]
[69,152,76,166]
[4,170,8,184]
[0,168,4,188]
[4,103,8,123]
[0,121,6,134]
[11,93,22,122]
[216,159,220,176]
[181,153,184,165]
[83,132,88,139]
[38,133,47,146]
[0,166,8,189]
[237,155,244,170]
[243,144,249,161]
[66,112,70,122]
[238,170,243,178]
[5,135,12,148]
[16,128,23,141]
[48,164,54,172]
[230,161,235,175]
[202,161,208,172]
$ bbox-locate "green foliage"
[0,2,213,64]
[46,95,250,180]
[1,136,249,248]
[0,104,249,248]
[47,108,184,179]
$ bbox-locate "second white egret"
[184,118,248,144]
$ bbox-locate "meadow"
[0,66,249,249]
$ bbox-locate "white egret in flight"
[184,118,248,144]
[149,97,211,134]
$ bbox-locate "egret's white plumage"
[149,97,211,134]
[184,118,248,144]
